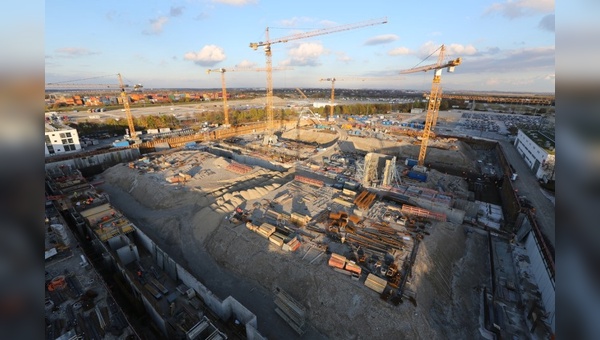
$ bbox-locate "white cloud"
[539,14,555,32]
[105,10,117,21]
[417,41,477,58]
[55,47,99,57]
[486,78,501,86]
[184,45,226,66]
[143,16,169,35]
[388,47,411,56]
[318,20,338,27]
[212,0,257,6]
[459,46,554,73]
[235,60,258,69]
[170,6,184,17]
[364,34,399,46]
[447,43,478,56]
[335,52,352,63]
[278,17,313,27]
[544,73,555,80]
[281,42,326,66]
[194,12,209,21]
[485,0,554,19]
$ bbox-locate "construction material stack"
[225,162,253,174]
[274,287,306,335]
[294,175,324,187]
[354,190,377,210]
[365,273,388,294]
[328,253,362,277]
[282,237,301,252]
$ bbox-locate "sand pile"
[100,161,292,243]
[281,128,338,144]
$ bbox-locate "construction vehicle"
[399,45,461,170]
[206,67,292,127]
[250,17,387,137]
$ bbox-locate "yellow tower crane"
[207,67,292,127]
[46,74,138,140]
[117,73,137,139]
[400,45,461,168]
[250,17,387,134]
[319,77,390,120]
[295,87,309,100]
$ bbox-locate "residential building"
[514,129,555,182]
[45,124,81,156]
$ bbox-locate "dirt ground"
[97,144,491,339]
[282,126,478,173]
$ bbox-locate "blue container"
[405,158,418,167]
[112,140,130,147]
[407,170,427,182]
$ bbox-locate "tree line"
[69,100,466,135]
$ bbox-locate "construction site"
[44,17,555,340]
[46,101,555,338]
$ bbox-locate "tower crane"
[295,88,309,100]
[46,74,138,139]
[207,67,292,127]
[249,17,387,135]
[319,77,391,120]
[117,73,137,139]
[399,45,461,168]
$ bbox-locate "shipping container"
[407,171,427,182]
[343,181,359,191]
[404,158,418,167]
[112,140,130,147]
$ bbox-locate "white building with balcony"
[514,129,555,182]
[45,124,81,156]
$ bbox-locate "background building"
[45,124,81,156]
[514,129,555,182]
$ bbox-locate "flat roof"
[45,123,75,133]
[523,129,555,155]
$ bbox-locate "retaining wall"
[134,227,265,339]
[409,196,465,224]
[45,148,141,174]
[208,146,289,172]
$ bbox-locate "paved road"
[499,140,555,247]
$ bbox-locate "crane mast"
[317,78,338,120]
[117,73,136,139]
[295,88,309,99]
[400,45,461,167]
[319,77,392,120]
[250,17,387,136]
[206,68,231,126]
[207,66,292,127]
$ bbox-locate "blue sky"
[45,0,555,93]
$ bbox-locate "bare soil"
[97,146,489,339]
